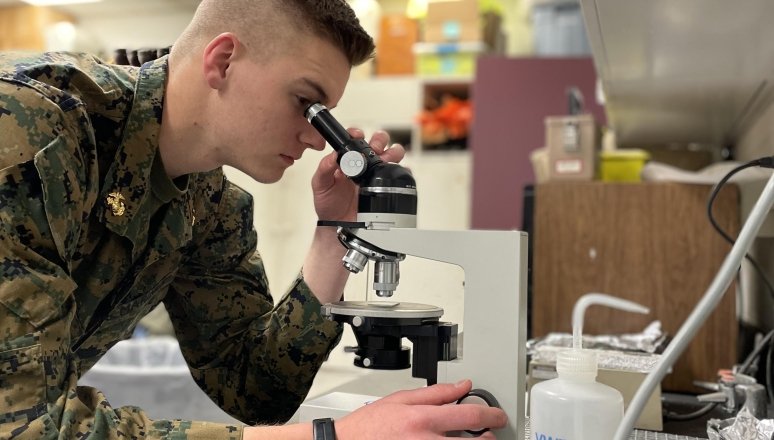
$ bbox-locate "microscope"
[305,104,528,439]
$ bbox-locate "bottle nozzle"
[571,293,650,350]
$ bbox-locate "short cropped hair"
[172,0,375,66]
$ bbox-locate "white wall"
[70,12,191,57]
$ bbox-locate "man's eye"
[298,96,311,107]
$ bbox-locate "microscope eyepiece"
[304,103,327,122]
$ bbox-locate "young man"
[0,0,507,438]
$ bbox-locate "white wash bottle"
[529,293,649,440]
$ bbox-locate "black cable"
[739,330,774,374]
[663,402,717,421]
[706,158,774,303]
[767,333,774,403]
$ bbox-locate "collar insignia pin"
[106,192,126,217]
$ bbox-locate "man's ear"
[202,33,239,90]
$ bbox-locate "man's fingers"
[342,128,404,162]
[367,130,390,154]
[312,151,339,189]
[346,127,364,140]
[425,404,508,434]
[381,380,472,405]
[379,143,406,163]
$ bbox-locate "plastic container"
[532,0,591,56]
[78,337,241,424]
[529,293,649,440]
[413,41,486,77]
[599,149,651,182]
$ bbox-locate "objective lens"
[342,249,368,273]
[374,260,399,297]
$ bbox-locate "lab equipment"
[530,293,647,439]
[615,163,774,439]
[528,319,665,431]
[304,104,529,439]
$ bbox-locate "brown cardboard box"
[545,114,600,181]
[376,15,419,76]
[424,0,481,43]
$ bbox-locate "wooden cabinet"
[0,6,75,51]
[532,182,740,392]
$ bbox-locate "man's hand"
[335,379,508,439]
[310,128,406,222]
[242,380,507,440]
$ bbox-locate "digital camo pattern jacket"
[0,52,343,439]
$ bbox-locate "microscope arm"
[352,228,499,267]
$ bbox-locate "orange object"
[376,15,418,76]
[418,95,473,145]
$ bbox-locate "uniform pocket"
[0,337,48,436]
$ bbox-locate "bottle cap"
[557,348,598,376]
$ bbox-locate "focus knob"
[339,150,367,178]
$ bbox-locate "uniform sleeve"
[166,180,343,425]
[0,83,244,439]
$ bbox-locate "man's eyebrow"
[301,77,329,106]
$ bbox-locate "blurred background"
[6,1,774,436]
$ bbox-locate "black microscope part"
[456,389,501,436]
[329,313,458,386]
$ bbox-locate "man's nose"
[302,126,327,151]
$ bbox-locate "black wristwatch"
[312,417,336,440]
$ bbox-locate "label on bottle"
[534,434,567,440]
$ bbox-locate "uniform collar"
[99,56,191,255]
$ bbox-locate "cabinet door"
[533,181,740,393]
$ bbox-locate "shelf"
[333,75,474,153]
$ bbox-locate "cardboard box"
[545,114,600,181]
[376,15,418,76]
[425,0,481,43]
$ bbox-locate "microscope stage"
[323,301,444,319]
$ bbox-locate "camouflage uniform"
[0,52,343,439]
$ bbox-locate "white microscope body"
[304,103,528,438]
[339,225,529,440]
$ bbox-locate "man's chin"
[227,163,286,184]
[251,170,284,184]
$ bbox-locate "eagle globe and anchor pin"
[106,192,126,217]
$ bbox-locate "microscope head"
[305,103,417,228]
[305,103,418,297]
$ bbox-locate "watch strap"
[312,417,336,440]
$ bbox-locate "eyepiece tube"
[305,103,384,181]
[305,103,353,155]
